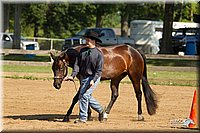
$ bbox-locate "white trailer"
[130,20,199,54]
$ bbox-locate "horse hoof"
[62,118,70,122]
[138,115,144,121]
[87,117,93,121]
[103,118,107,121]
[103,112,108,119]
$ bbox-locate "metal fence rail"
[25,37,65,50]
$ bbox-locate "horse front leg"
[63,90,80,122]
[62,90,92,122]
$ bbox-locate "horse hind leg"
[128,74,144,121]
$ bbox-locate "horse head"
[50,51,69,89]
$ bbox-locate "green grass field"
[2,64,198,87]
[2,54,198,86]
[2,54,199,67]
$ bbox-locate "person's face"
[85,38,95,48]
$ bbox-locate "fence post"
[50,39,53,50]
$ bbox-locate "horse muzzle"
[53,75,65,89]
[53,77,63,89]
[53,82,61,89]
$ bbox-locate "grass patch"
[3,75,52,81]
[3,65,52,73]
[2,54,51,62]
[102,80,197,87]
[149,80,197,87]
[146,59,199,67]
[2,64,198,87]
[102,70,198,87]
[2,54,199,67]
[148,71,197,86]
[148,71,197,81]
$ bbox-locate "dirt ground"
[2,76,198,132]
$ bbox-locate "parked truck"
[62,28,135,51]
[0,32,40,50]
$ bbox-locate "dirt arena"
[2,75,198,132]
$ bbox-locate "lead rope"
[62,60,78,93]
[71,79,78,92]
[65,78,78,92]
[67,78,80,119]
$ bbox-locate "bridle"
[53,59,68,80]
[53,53,78,92]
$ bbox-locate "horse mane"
[63,47,80,68]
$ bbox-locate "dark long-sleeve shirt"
[71,47,104,82]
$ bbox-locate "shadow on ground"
[3,114,79,122]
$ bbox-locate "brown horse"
[50,44,158,122]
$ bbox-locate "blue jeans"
[79,76,103,121]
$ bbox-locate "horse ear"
[50,52,56,60]
[61,52,69,65]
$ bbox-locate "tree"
[13,4,21,49]
[118,2,164,37]
[174,2,183,21]
[3,4,10,32]
[160,3,174,54]
[22,4,47,37]
[66,3,95,34]
[119,4,130,37]
[94,4,118,28]
[175,2,199,22]
[43,3,69,38]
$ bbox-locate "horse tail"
[139,51,158,115]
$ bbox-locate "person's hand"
[90,80,94,86]
[63,76,73,81]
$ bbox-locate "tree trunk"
[34,23,39,37]
[3,4,10,32]
[190,3,193,22]
[43,6,50,38]
[13,4,21,49]
[121,13,129,37]
[160,3,174,54]
[120,5,130,37]
[96,14,103,28]
[95,4,103,28]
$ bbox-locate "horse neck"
[65,47,81,68]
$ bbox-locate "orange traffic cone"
[189,90,197,128]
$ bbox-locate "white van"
[0,33,40,50]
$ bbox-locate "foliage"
[127,3,165,22]
[174,1,199,22]
[7,2,199,39]
[22,4,48,37]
